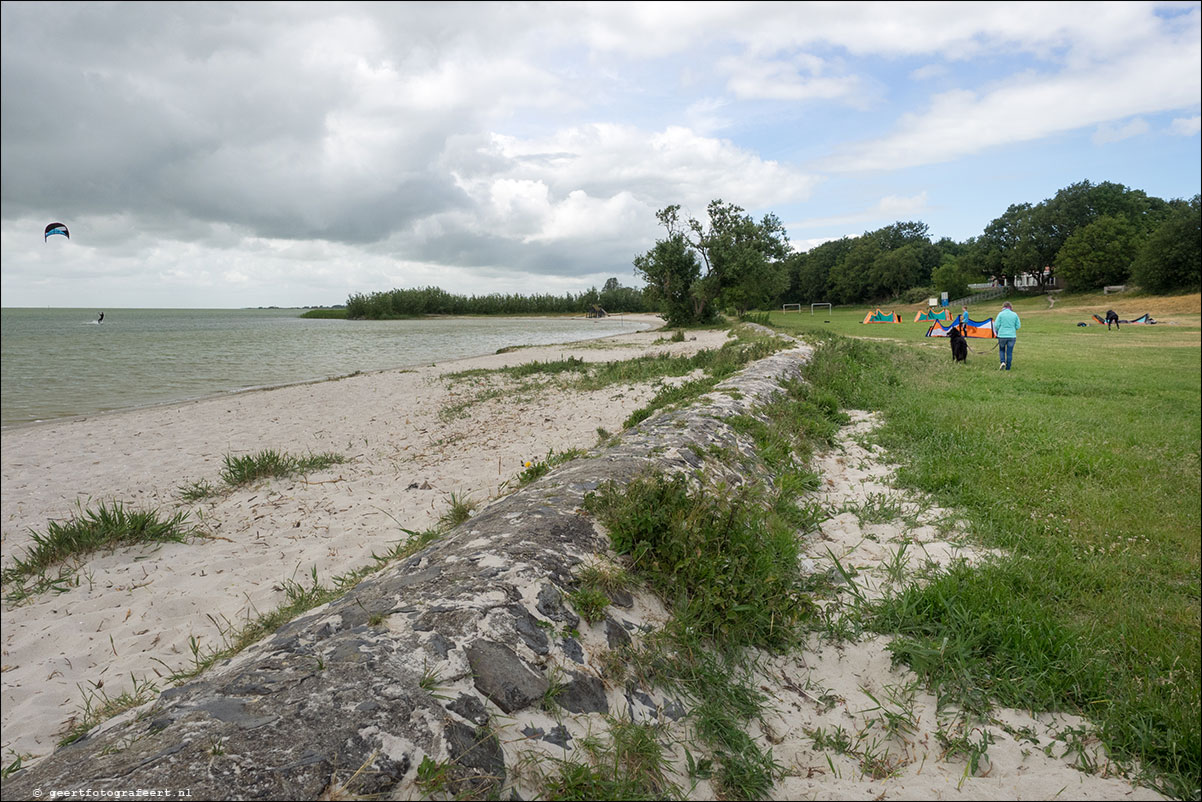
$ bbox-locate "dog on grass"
[948,326,968,363]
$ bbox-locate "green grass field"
[768,291,1201,800]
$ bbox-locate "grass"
[156,525,444,686]
[220,449,345,487]
[180,449,346,499]
[439,492,478,528]
[528,720,678,800]
[765,292,1200,800]
[57,673,161,747]
[515,448,587,487]
[1,503,200,602]
[565,376,846,800]
[439,325,792,431]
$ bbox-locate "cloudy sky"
[2,1,1199,309]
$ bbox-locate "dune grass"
[1,503,200,602]
[439,325,791,429]
[573,377,844,800]
[767,293,1200,800]
[180,449,346,500]
[220,449,346,487]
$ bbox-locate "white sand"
[0,317,727,764]
[0,323,1164,799]
[756,411,1164,800]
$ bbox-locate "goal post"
[811,302,832,315]
[782,303,802,313]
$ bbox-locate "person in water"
[97,312,104,323]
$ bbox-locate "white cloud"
[793,236,842,253]
[2,2,1199,308]
[821,31,1202,172]
[791,192,931,231]
[1092,118,1151,144]
[446,123,819,246]
[878,191,930,217]
[718,52,863,104]
[1169,115,1202,135]
[910,64,949,81]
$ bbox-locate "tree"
[633,233,703,326]
[827,236,880,304]
[868,243,925,299]
[641,201,790,321]
[793,236,860,305]
[1054,215,1140,290]
[1131,196,1201,293]
[931,256,973,300]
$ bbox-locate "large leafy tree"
[931,256,973,300]
[868,242,926,299]
[976,202,1036,286]
[1132,195,1201,293]
[787,237,855,304]
[633,233,702,326]
[1054,215,1141,289]
[639,200,790,321]
[826,236,880,304]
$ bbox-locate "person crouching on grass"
[995,301,1021,371]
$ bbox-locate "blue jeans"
[998,337,1016,370]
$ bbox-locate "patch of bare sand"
[0,318,730,766]
[751,411,1164,800]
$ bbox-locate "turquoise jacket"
[995,308,1021,338]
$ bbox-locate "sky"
[2,1,1199,309]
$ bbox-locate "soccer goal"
[811,302,832,315]
[782,303,802,313]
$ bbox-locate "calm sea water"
[0,308,654,428]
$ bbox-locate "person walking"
[995,301,1021,371]
[960,305,970,335]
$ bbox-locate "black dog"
[949,327,968,363]
[1105,309,1120,330]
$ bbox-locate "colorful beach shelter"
[863,308,902,323]
[926,315,998,339]
[915,309,952,322]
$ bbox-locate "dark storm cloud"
[0,3,494,245]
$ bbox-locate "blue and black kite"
[44,222,69,241]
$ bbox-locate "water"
[1,308,654,428]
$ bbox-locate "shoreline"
[0,313,662,432]
[0,318,725,766]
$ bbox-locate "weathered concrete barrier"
[1,344,811,801]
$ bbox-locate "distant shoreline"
[1,310,663,429]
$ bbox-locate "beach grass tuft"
[220,449,346,487]
[178,449,347,500]
[527,719,676,801]
[2,503,199,601]
[58,673,161,747]
[438,492,478,528]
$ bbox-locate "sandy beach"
[0,318,1163,799]
[0,316,725,762]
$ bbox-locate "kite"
[45,222,69,241]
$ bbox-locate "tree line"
[344,279,648,319]
[636,181,1200,326]
[344,180,1199,323]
